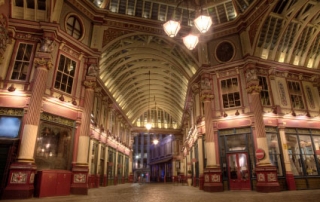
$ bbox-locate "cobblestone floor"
[3,183,320,202]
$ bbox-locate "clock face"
[216,41,234,62]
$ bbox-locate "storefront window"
[266,132,283,176]
[299,135,318,175]
[286,130,320,176]
[90,141,98,175]
[35,122,72,170]
[313,136,320,168]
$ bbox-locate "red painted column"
[201,74,223,192]
[246,68,280,192]
[2,52,52,199]
[70,77,96,195]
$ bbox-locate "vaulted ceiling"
[92,0,320,130]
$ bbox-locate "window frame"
[65,14,84,40]
[53,54,77,95]
[258,76,271,106]
[287,80,305,110]
[9,42,35,82]
[220,77,242,109]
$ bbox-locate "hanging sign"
[255,148,265,160]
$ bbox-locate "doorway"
[227,153,251,190]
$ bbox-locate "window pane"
[286,134,303,176]
[267,133,283,176]
[11,43,33,81]
[300,135,318,175]
[35,123,72,170]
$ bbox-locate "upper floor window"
[221,77,241,108]
[11,43,34,81]
[54,55,76,94]
[287,81,304,109]
[258,76,271,106]
[66,15,83,40]
[15,0,46,10]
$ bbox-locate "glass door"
[227,153,251,190]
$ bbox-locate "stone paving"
[3,183,320,202]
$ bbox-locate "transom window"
[287,81,304,109]
[54,55,76,94]
[258,76,271,106]
[221,77,241,108]
[66,15,83,40]
[11,43,34,81]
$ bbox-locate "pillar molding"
[2,52,52,199]
[71,77,96,195]
[245,68,280,192]
[200,75,223,192]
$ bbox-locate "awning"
[149,157,172,165]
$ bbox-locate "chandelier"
[145,71,152,130]
[163,0,212,50]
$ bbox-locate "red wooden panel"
[56,171,71,196]
[39,171,57,197]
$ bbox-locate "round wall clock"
[216,41,234,62]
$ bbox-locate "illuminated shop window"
[286,128,320,176]
[90,141,99,175]
[54,55,76,94]
[266,127,283,176]
[66,15,83,40]
[11,43,34,81]
[287,81,305,109]
[258,76,271,106]
[221,77,241,108]
[35,122,72,170]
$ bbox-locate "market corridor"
[2,183,320,202]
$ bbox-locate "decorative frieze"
[0,108,24,116]
[40,112,74,127]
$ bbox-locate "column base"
[285,173,296,190]
[70,165,89,195]
[2,162,36,200]
[255,165,281,192]
[203,168,223,192]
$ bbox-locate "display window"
[35,122,73,170]
[286,128,320,176]
[266,127,284,176]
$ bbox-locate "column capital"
[34,54,53,70]
[246,84,262,94]
[83,80,96,89]
[200,93,214,101]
